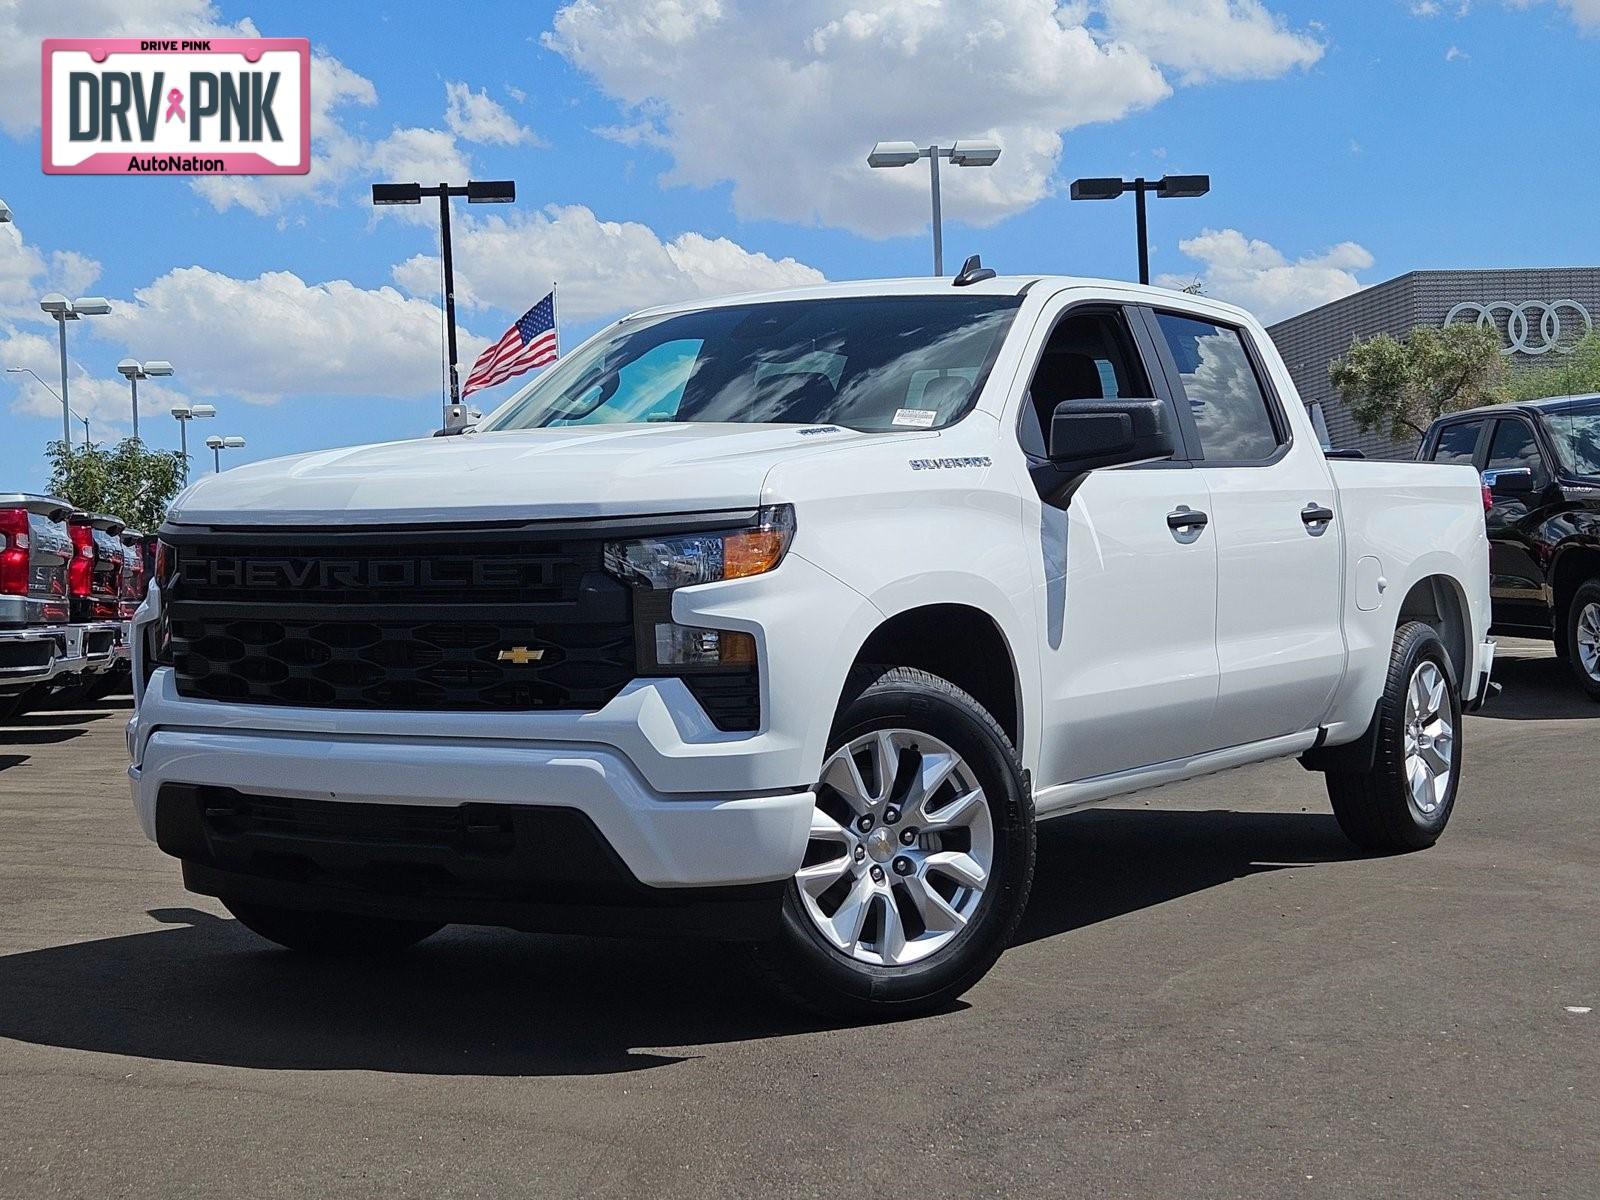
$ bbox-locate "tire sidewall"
[771,669,1033,1013]
[1565,580,1600,699]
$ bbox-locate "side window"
[1155,313,1283,463]
[1429,421,1484,464]
[1019,309,1152,458]
[1485,418,1548,485]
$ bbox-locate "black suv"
[1419,394,1600,698]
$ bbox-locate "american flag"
[462,291,558,396]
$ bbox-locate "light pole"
[5,365,89,448]
[1069,175,1211,285]
[38,294,111,446]
[205,435,246,473]
[170,403,216,481]
[115,359,174,442]
[867,141,1002,277]
[371,178,515,432]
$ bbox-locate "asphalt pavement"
[0,639,1594,1199]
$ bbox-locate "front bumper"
[130,725,814,897]
[0,624,88,689]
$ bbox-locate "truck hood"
[166,423,903,526]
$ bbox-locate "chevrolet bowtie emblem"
[497,646,545,665]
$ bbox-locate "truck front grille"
[165,528,636,714]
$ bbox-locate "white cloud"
[544,0,1321,236]
[0,223,105,317]
[445,81,536,145]
[391,204,824,324]
[99,267,489,404]
[1507,0,1600,31]
[1445,44,1469,59]
[1156,228,1374,323]
[190,52,383,216]
[1410,1,1443,15]
[0,0,255,137]
[1099,0,1324,84]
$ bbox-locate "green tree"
[1329,323,1509,442]
[44,437,187,531]
[1505,331,1600,402]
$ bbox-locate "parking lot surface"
[0,640,1594,1199]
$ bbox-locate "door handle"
[1301,503,1335,531]
[1167,507,1209,531]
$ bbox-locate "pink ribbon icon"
[164,88,185,123]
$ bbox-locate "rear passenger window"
[1155,314,1282,463]
[1430,421,1483,465]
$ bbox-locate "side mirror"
[1485,467,1536,497]
[1047,398,1175,475]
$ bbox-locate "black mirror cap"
[1047,398,1175,474]
[1487,468,1537,496]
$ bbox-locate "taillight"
[68,522,95,596]
[1482,482,1494,513]
[0,508,29,597]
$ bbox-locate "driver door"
[1023,300,1222,788]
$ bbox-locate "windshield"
[1543,401,1600,477]
[477,295,1022,434]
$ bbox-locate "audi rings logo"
[1443,299,1593,356]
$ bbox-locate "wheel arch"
[1551,539,1600,636]
[1396,573,1471,693]
[839,602,1024,753]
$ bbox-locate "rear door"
[1022,299,1220,785]
[1144,309,1345,748]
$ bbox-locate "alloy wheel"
[1577,601,1600,681]
[1402,660,1454,820]
[797,729,994,967]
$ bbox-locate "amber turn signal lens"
[718,630,757,665]
[723,529,787,580]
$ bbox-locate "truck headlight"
[603,505,795,590]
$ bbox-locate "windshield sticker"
[893,408,938,428]
[910,457,991,472]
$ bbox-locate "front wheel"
[223,899,441,956]
[1563,579,1600,701]
[1326,621,1462,853]
[754,667,1035,1018]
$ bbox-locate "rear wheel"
[754,666,1035,1018]
[1326,621,1462,853]
[223,899,441,956]
[1564,579,1600,701]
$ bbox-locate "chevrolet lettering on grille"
[182,556,556,590]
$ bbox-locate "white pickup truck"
[128,273,1495,1015]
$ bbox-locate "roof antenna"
[953,254,996,286]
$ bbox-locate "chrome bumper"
[0,624,88,688]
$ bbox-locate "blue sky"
[2,0,1597,495]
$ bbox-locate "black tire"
[753,666,1035,1019]
[1561,579,1600,701]
[0,689,33,722]
[223,899,441,956]
[1326,621,1462,853]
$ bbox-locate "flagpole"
[552,282,559,358]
